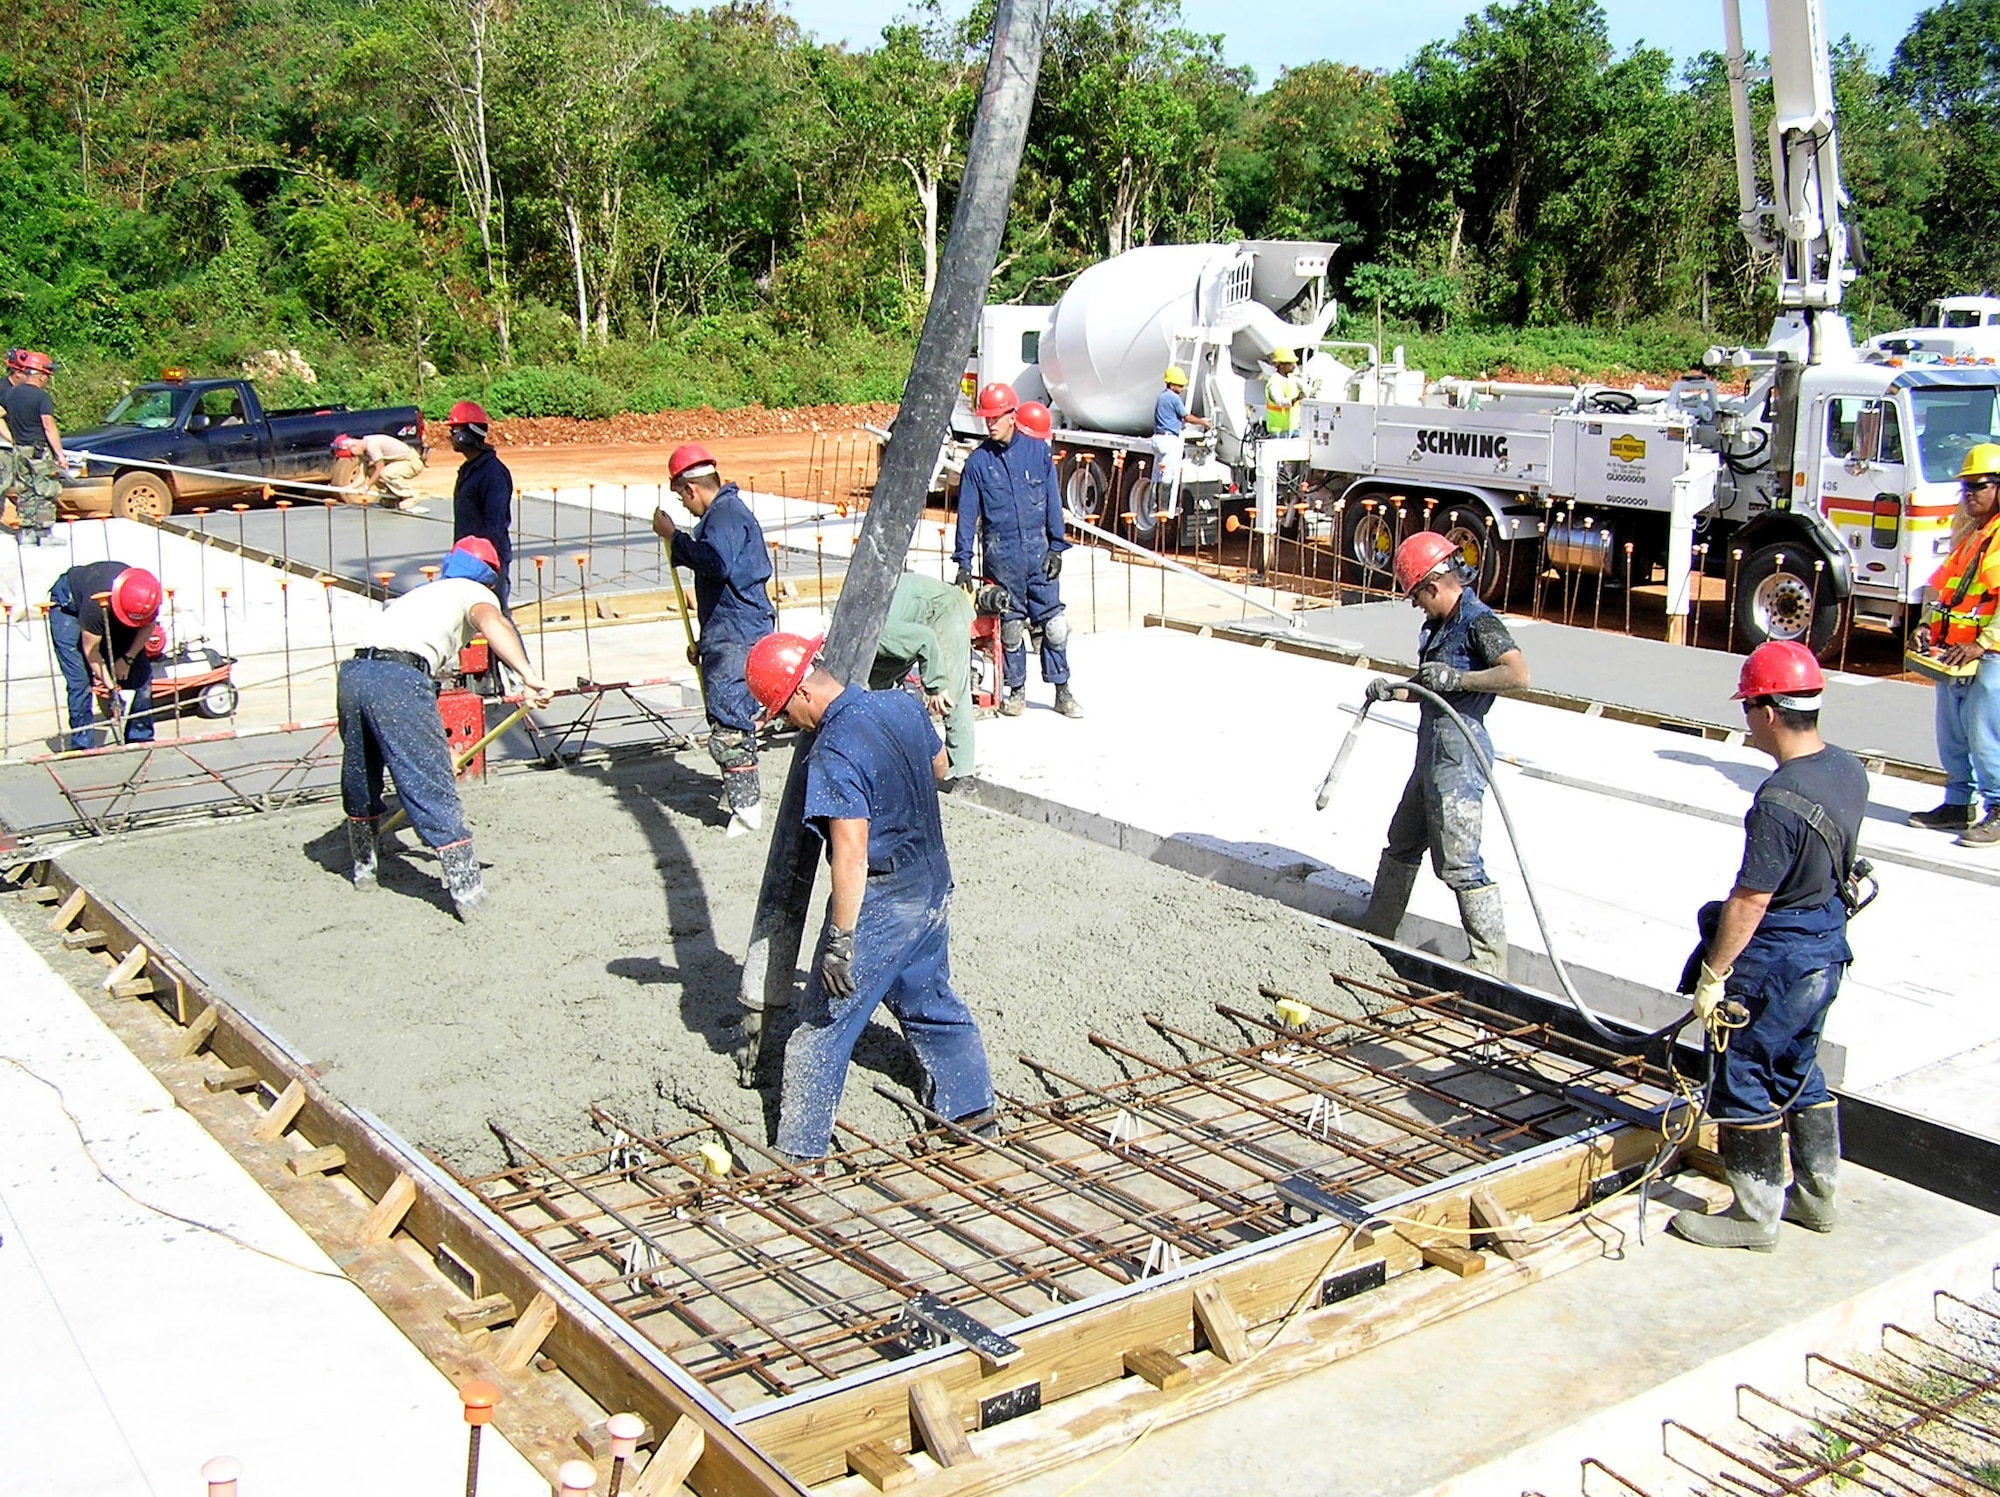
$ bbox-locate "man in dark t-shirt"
[1670,641,1867,1254]
[1361,531,1530,976]
[3,348,67,544]
[48,561,163,751]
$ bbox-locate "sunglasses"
[1963,478,1999,492]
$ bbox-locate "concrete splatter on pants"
[996,569,1069,690]
[777,888,993,1159]
[1382,727,1491,891]
[10,449,60,535]
[337,657,470,848]
[1709,963,1843,1123]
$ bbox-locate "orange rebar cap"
[460,1379,500,1425]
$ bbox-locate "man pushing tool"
[1359,530,1530,976]
[47,560,162,751]
[740,632,998,1164]
[337,537,553,919]
[652,442,776,836]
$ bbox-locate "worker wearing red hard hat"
[334,431,429,515]
[653,441,776,836]
[1014,401,1053,442]
[950,382,1080,718]
[447,399,514,608]
[4,346,68,545]
[739,632,997,1160]
[1667,640,1868,1253]
[46,562,163,750]
[1358,530,1530,977]
[337,537,553,919]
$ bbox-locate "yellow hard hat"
[1163,365,1188,386]
[1959,442,2000,479]
[1272,348,1296,365]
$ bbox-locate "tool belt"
[352,647,433,674]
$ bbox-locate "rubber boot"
[1782,1102,1840,1232]
[347,816,378,891]
[1455,883,1508,977]
[438,840,487,921]
[1054,684,1083,719]
[1668,1123,1785,1251]
[1360,855,1420,939]
[723,766,763,838]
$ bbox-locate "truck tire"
[111,471,176,521]
[1060,452,1113,526]
[1124,462,1165,545]
[1432,502,1513,598]
[1339,496,1399,589]
[1735,542,1842,652]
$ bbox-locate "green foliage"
[0,0,1989,423]
[1360,318,1715,383]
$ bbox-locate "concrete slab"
[1232,599,1945,771]
[0,915,544,1496]
[1000,1167,2000,1497]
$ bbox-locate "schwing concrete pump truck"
[950,0,1988,652]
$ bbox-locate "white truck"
[950,0,1992,652]
[1868,296,2000,362]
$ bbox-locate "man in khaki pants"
[334,432,428,513]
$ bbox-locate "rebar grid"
[454,973,1677,1411]
[1580,1284,2000,1497]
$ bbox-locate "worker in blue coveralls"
[447,400,514,610]
[743,632,998,1164]
[951,381,1081,719]
[1360,530,1530,978]
[652,441,776,837]
[1667,641,1866,1253]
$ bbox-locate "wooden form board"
[2,861,801,1497]
[740,1124,1662,1485]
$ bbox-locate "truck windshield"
[1940,308,1983,329]
[1910,387,2000,481]
[104,388,188,429]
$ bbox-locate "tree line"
[3,0,1995,419]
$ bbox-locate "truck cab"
[1868,297,2000,362]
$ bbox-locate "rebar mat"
[458,975,1679,1411]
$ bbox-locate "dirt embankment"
[492,403,900,449]
[54,745,1394,1173]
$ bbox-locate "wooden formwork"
[5,856,1690,1495]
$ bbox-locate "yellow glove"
[1692,960,1731,1028]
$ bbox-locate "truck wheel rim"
[1443,524,1485,581]
[1352,513,1393,574]
[1064,463,1107,523]
[1753,571,1813,640]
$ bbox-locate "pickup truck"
[61,376,425,519]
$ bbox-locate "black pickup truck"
[61,376,425,519]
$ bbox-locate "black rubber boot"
[1456,883,1508,977]
[1782,1102,1840,1232]
[1668,1123,1785,1251]
[347,817,378,890]
[1361,855,1420,939]
[438,840,487,921]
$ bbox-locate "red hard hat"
[145,624,167,659]
[447,400,489,427]
[110,567,163,628]
[7,348,55,376]
[1733,640,1825,702]
[332,433,359,457]
[745,632,823,720]
[1015,401,1053,441]
[1393,531,1460,596]
[972,382,1019,419]
[452,536,501,570]
[668,442,719,483]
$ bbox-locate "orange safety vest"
[1926,511,2000,646]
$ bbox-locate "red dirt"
[492,402,899,448]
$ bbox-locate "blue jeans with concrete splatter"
[337,656,470,849]
[1383,721,1491,891]
[1934,654,2000,813]
[777,884,993,1159]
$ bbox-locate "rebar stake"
[459,1380,498,1497]
[201,1455,242,1497]
[577,553,594,683]
[280,580,294,722]
[606,1412,646,1497]
[1624,543,1635,633]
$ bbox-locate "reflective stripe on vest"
[1929,515,2000,646]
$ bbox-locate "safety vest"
[1265,373,1302,433]
[1927,512,2000,647]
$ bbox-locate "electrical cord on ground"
[0,1054,358,1285]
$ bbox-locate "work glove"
[953,567,976,594]
[1041,551,1062,580]
[1411,661,1464,694]
[686,642,701,668]
[1363,676,1401,704]
[1691,961,1731,1030]
[820,926,857,999]
[731,1009,765,1089]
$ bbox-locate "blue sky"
[778,0,1929,88]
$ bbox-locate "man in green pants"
[871,572,976,787]
[3,349,67,544]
